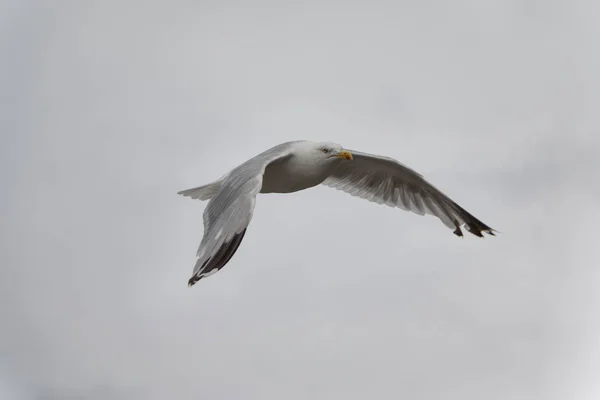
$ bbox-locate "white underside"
[260,155,333,194]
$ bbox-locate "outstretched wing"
[322,149,494,237]
[184,146,293,286]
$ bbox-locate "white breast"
[261,154,332,194]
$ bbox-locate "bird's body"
[261,152,329,193]
[179,140,494,286]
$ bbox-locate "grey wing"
[187,149,293,286]
[322,149,495,237]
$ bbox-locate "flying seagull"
[179,140,494,286]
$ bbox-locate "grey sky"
[2,0,599,399]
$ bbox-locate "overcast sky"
[2,0,600,399]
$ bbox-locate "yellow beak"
[336,150,353,160]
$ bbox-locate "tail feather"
[177,180,222,201]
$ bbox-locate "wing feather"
[185,144,294,285]
[323,149,494,237]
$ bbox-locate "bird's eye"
[322,148,329,153]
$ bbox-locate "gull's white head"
[296,141,353,166]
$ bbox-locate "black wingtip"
[469,225,485,237]
[448,203,496,239]
[188,275,200,287]
[452,217,496,239]
[464,224,496,238]
[186,229,248,288]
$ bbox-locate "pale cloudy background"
[2,0,600,399]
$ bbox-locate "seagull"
[179,140,494,286]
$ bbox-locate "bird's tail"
[177,180,222,201]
